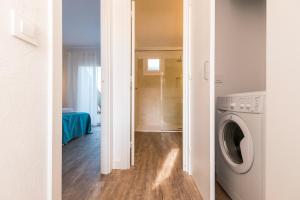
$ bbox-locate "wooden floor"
[63,130,230,200]
[62,127,103,200]
[100,132,202,200]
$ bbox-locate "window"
[147,59,160,71]
[143,57,163,76]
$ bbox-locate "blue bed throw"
[62,112,92,144]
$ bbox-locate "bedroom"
[61,0,101,199]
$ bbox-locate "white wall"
[0,0,50,199]
[136,0,183,48]
[216,0,266,96]
[265,1,300,199]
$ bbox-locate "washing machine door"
[218,114,254,174]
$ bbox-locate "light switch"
[11,10,38,46]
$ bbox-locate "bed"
[62,112,92,144]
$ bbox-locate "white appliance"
[216,92,265,200]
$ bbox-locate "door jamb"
[49,0,62,200]
[183,0,191,173]
[210,0,216,198]
[50,0,113,199]
[50,0,198,198]
[130,0,192,173]
[100,0,113,175]
[130,0,136,166]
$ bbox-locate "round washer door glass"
[219,114,254,174]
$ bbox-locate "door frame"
[50,0,215,199]
[100,0,114,175]
[130,0,192,173]
[49,0,112,199]
[130,0,136,166]
[49,0,62,199]
[182,0,191,173]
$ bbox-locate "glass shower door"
[161,57,183,131]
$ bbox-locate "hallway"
[100,132,202,200]
[62,130,230,200]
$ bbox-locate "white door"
[189,0,215,199]
[130,0,136,166]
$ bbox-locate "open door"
[130,0,136,166]
[188,0,215,199]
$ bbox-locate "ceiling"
[63,0,100,46]
[136,0,183,48]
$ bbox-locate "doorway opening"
[61,0,102,199]
[130,0,189,181]
[51,0,215,198]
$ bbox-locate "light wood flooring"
[62,131,231,200]
[100,132,202,200]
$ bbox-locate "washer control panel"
[217,92,265,113]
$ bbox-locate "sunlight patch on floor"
[152,148,179,189]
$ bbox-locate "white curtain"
[65,48,101,126]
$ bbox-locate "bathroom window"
[147,59,160,71]
[143,57,163,76]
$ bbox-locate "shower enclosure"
[135,53,183,132]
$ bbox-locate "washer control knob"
[240,104,245,109]
[246,104,251,109]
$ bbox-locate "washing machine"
[216,92,265,200]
